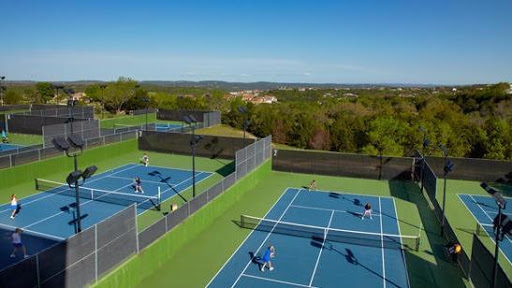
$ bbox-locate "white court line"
[241,273,319,288]
[230,189,303,288]
[290,204,381,217]
[0,164,139,214]
[205,188,297,288]
[459,195,512,266]
[309,210,334,287]
[392,197,411,288]
[379,197,386,288]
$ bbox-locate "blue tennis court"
[208,188,412,288]
[0,143,24,152]
[0,163,212,270]
[459,194,512,265]
[155,123,182,132]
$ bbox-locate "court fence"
[0,205,138,288]
[139,130,253,159]
[42,119,101,148]
[0,131,137,170]
[1,105,94,134]
[272,149,414,180]
[0,135,272,288]
[469,233,511,288]
[157,109,221,128]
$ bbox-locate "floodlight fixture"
[481,182,506,209]
[188,115,198,123]
[183,115,193,124]
[52,137,71,151]
[66,170,83,186]
[444,159,455,174]
[482,181,508,288]
[68,135,85,149]
[82,165,98,180]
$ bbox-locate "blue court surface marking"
[458,194,512,265]
[155,123,182,132]
[0,163,212,270]
[208,188,410,288]
[0,143,25,152]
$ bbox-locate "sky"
[0,0,511,84]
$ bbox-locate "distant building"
[507,84,512,95]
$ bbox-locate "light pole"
[439,144,454,237]
[99,84,107,119]
[184,115,202,198]
[143,96,149,130]
[419,126,430,194]
[237,106,249,147]
[481,182,507,288]
[52,135,97,234]
[0,76,6,106]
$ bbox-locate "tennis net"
[35,178,161,211]
[0,222,65,243]
[240,214,420,251]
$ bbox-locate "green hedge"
[94,160,271,288]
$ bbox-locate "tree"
[36,82,55,103]
[3,90,23,104]
[105,77,138,114]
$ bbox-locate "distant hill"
[4,80,443,91]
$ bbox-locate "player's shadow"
[148,170,188,203]
[248,252,262,265]
[310,240,402,288]
[471,200,495,209]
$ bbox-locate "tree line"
[2,78,511,160]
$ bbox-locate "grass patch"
[196,124,257,139]
[5,133,43,145]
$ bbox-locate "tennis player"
[10,194,18,219]
[361,202,372,220]
[260,244,275,272]
[10,228,28,259]
[134,177,144,193]
[309,180,317,191]
[141,153,150,167]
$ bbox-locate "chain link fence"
[139,131,252,159]
[272,149,414,180]
[42,120,101,148]
[0,131,137,170]
[0,205,138,288]
[469,233,511,287]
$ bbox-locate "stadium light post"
[0,76,6,106]
[481,182,507,288]
[99,84,107,119]
[439,144,454,237]
[419,126,430,194]
[184,115,201,198]
[143,96,149,130]
[54,85,65,104]
[52,135,97,234]
[237,106,249,147]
